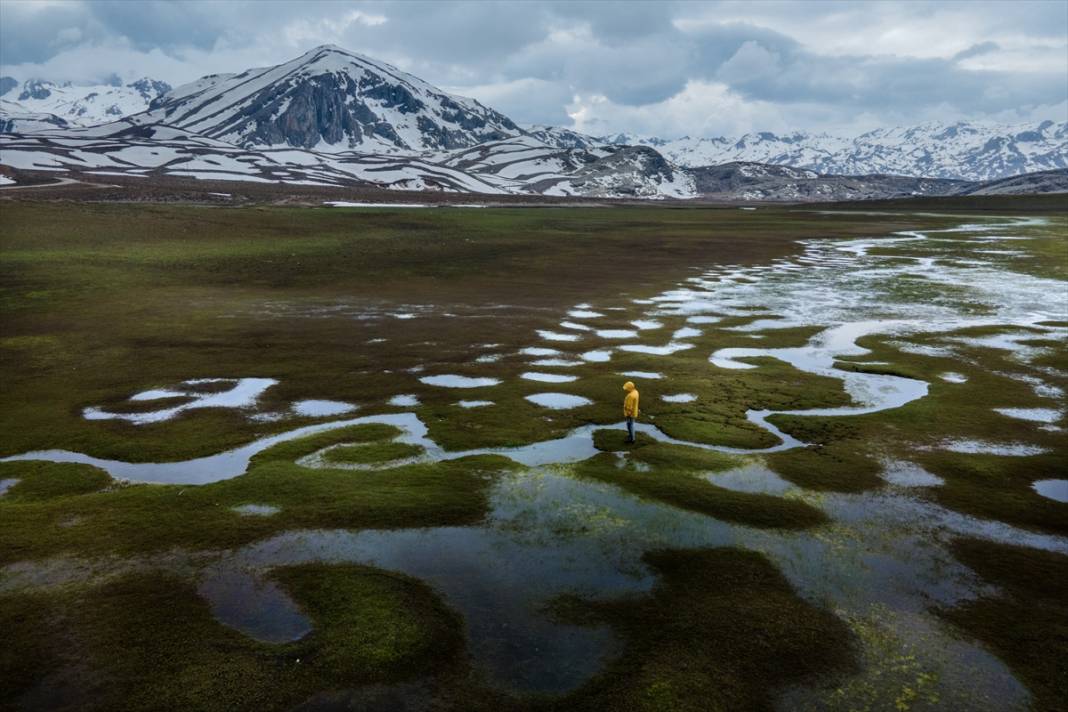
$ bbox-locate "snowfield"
[602,120,1068,182]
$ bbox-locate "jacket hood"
[623,381,635,392]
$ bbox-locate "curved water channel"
[2,215,1066,708]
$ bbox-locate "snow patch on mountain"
[2,45,1064,199]
[0,76,171,128]
[138,45,521,153]
[603,122,1068,181]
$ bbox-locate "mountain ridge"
[2,45,1066,200]
[138,45,521,152]
[599,121,1068,181]
[0,75,171,128]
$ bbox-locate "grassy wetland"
[1,197,1066,711]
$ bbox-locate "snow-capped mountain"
[138,45,521,152]
[0,121,696,198]
[440,135,692,197]
[522,125,603,151]
[602,122,1068,182]
[0,76,170,129]
[1,45,1065,200]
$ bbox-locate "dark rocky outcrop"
[127,78,172,102]
[960,168,1068,196]
[690,162,971,201]
[18,80,54,101]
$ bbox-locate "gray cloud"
[953,41,1001,62]
[0,0,1064,137]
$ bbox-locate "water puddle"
[993,407,1062,423]
[388,395,420,407]
[997,372,1064,400]
[531,358,582,368]
[580,349,612,362]
[0,478,20,496]
[83,378,278,424]
[560,321,592,331]
[710,321,931,441]
[524,394,592,410]
[521,347,560,357]
[940,372,969,383]
[197,567,312,644]
[537,330,581,342]
[661,393,697,403]
[291,400,357,417]
[521,372,578,384]
[631,319,663,330]
[1032,479,1068,503]
[456,400,493,409]
[881,459,945,487]
[595,329,638,339]
[419,375,501,388]
[618,342,694,355]
[705,463,796,495]
[568,309,604,319]
[934,439,1050,456]
[616,371,663,380]
[231,504,281,517]
[0,415,431,485]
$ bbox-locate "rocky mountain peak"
[18,80,56,101]
[127,78,172,102]
[141,44,521,152]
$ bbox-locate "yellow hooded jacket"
[623,381,640,418]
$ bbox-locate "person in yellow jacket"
[623,381,640,443]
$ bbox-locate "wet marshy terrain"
[1,201,1065,711]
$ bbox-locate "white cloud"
[0,0,1064,137]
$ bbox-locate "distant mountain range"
[1,45,1065,200]
[599,122,1068,182]
[0,76,170,131]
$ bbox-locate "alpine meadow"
[1,2,1066,711]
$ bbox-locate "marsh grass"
[0,565,472,712]
[551,548,856,711]
[938,539,1068,712]
[577,433,828,528]
[322,441,425,464]
[1,201,1065,709]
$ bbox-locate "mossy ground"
[0,564,477,712]
[322,440,425,464]
[768,319,1068,535]
[1,201,1065,709]
[938,539,1068,712]
[550,548,857,712]
[579,432,828,529]
[0,202,956,462]
[0,425,514,565]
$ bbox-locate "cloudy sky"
[2,0,1066,137]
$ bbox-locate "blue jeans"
[626,417,635,442]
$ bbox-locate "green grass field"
[1,198,1065,711]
